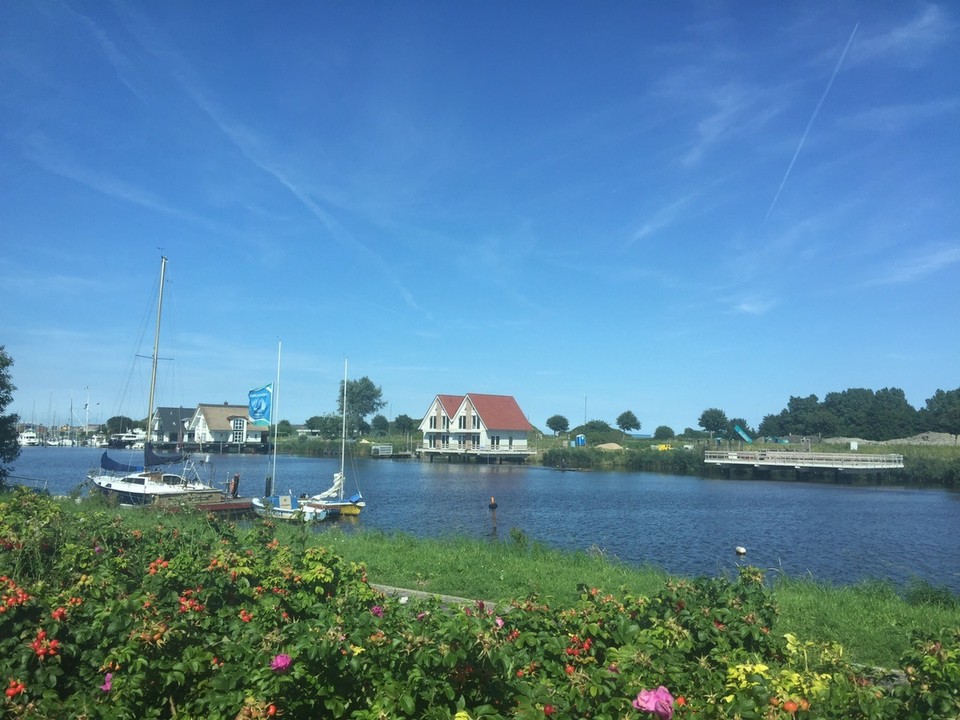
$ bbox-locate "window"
[472,434,480,447]
[472,415,480,429]
[458,416,466,429]
[429,416,436,429]
[443,417,449,429]
[232,418,245,444]
[491,435,500,447]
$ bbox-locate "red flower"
[544,704,555,715]
[51,607,67,622]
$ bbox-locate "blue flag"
[248,384,272,427]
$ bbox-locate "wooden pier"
[704,450,904,474]
[416,445,536,464]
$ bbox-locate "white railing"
[704,450,904,469]
[419,443,534,454]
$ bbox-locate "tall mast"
[270,340,282,495]
[146,256,167,443]
[340,358,348,500]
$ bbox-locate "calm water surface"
[10,447,960,593]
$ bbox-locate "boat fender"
[735,546,747,556]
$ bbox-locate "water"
[9,447,960,593]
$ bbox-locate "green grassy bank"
[314,525,959,670]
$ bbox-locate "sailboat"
[87,257,223,507]
[251,343,327,523]
[306,359,366,517]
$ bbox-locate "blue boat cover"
[144,443,184,466]
[99,452,143,473]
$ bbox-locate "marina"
[7,445,960,594]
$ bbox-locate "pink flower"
[270,654,292,673]
[495,616,504,628]
[370,605,383,617]
[100,673,113,693]
[633,686,674,719]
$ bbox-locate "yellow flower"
[349,644,366,655]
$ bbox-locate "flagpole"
[269,340,281,496]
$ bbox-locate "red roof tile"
[465,394,532,431]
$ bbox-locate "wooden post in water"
[488,496,498,533]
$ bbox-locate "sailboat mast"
[146,256,167,442]
[270,340,282,495]
[340,358,348,500]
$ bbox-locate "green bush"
[1,489,958,718]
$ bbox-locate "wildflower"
[5,679,26,698]
[100,673,113,693]
[270,654,292,673]
[94,545,102,554]
[495,616,504,628]
[544,704,555,716]
[416,612,426,621]
[633,686,674,720]
[370,605,383,617]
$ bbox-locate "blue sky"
[2,2,957,434]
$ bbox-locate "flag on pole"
[248,384,273,427]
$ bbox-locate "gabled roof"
[435,394,463,417]
[194,403,263,432]
[464,394,532,432]
[154,407,192,430]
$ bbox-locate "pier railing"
[704,450,904,470]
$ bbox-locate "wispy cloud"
[102,5,429,317]
[628,194,695,247]
[24,134,191,219]
[850,4,954,69]
[865,243,960,286]
[841,98,960,133]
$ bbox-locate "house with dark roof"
[417,393,535,461]
[148,407,194,445]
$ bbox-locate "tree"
[370,414,389,436]
[921,388,960,438]
[546,415,570,435]
[276,419,293,437]
[653,425,675,440]
[616,411,640,434]
[393,414,417,435]
[698,408,728,437]
[305,414,341,439]
[105,416,137,435]
[338,376,386,428]
[0,347,20,483]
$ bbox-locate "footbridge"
[704,450,904,472]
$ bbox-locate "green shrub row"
[1,489,958,719]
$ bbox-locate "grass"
[302,523,959,669]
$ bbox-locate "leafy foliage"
[545,415,569,436]
[653,426,675,440]
[0,346,20,481]
[616,410,640,433]
[2,491,958,718]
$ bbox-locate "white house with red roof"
[418,393,535,461]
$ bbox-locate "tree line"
[695,387,960,443]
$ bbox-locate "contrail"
[764,22,859,222]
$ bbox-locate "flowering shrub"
[0,488,957,718]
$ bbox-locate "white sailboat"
[307,359,366,517]
[252,343,327,523]
[87,257,222,506]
